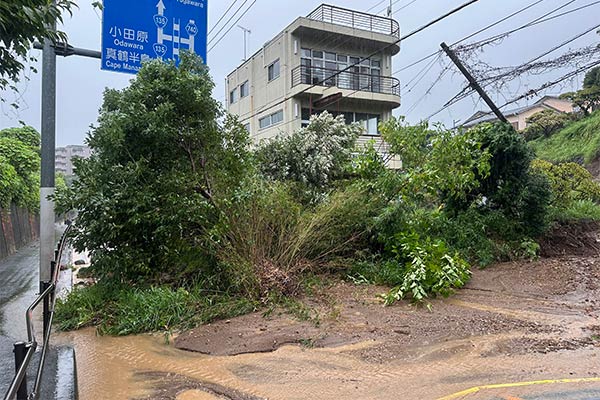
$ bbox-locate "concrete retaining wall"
[0,205,39,261]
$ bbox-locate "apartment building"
[55,145,91,176]
[226,4,401,165]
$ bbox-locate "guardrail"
[4,224,72,400]
[306,4,400,38]
[291,65,401,97]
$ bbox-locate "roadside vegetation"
[54,55,600,335]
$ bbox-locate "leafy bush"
[381,232,470,304]
[465,122,552,237]
[531,159,600,207]
[0,126,41,210]
[523,110,574,141]
[256,111,361,203]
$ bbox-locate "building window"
[300,109,381,134]
[240,81,249,98]
[243,123,251,132]
[300,48,382,92]
[268,59,280,81]
[259,110,284,129]
[229,88,237,104]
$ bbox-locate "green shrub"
[523,110,574,141]
[382,232,470,304]
[531,159,600,207]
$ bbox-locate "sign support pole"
[40,11,57,290]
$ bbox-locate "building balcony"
[307,4,400,38]
[291,65,401,107]
[291,4,401,56]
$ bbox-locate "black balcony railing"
[307,4,400,38]
[292,65,401,97]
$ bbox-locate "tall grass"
[55,282,258,335]
[530,111,600,164]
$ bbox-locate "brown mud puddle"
[59,224,600,399]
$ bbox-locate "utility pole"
[39,3,57,289]
[238,25,251,61]
[387,0,393,17]
[440,42,508,123]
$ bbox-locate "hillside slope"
[530,111,600,165]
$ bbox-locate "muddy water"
[57,326,600,400]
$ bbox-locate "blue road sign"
[101,0,207,75]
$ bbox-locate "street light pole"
[39,7,57,288]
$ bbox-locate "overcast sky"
[0,0,598,146]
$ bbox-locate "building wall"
[226,14,400,142]
[55,145,91,176]
[0,205,39,261]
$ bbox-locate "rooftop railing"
[292,65,401,97]
[306,4,400,38]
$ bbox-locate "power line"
[444,21,600,110]
[241,0,481,135]
[208,0,257,53]
[366,0,389,13]
[207,0,252,46]
[208,0,240,36]
[393,0,548,74]
[455,0,586,52]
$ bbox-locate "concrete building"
[55,145,91,176]
[464,96,574,131]
[226,4,401,165]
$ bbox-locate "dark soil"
[539,220,600,258]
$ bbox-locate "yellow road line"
[437,377,600,400]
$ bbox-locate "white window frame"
[268,59,280,82]
[240,81,249,98]
[258,109,284,130]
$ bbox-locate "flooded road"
[0,242,40,393]
[59,326,600,400]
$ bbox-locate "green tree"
[256,111,362,202]
[583,66,600,88]
[0,126,41,210]
[0,0,75,91]
[467,122,552,236]
[54,53,253,282]
[560,66,600,116]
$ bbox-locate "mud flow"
[59,224,600,400]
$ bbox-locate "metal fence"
[4,224,72,400]
[292,65,401,97]
[306,4,400,38]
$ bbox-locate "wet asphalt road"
[0,242,40,394]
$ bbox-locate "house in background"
[225,4,402,167]
[463,96,574,131]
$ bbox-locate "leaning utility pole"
[440,42,508,123]
[39,4,57,289]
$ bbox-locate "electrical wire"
[393,0,548,74]
[207,0,252,46]
[208,0,240,36]
[208,0,257,53]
